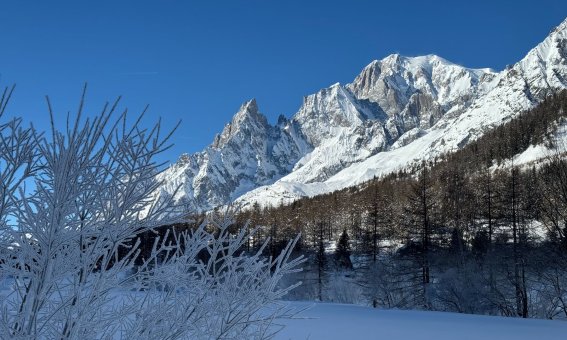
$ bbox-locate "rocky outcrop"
[157,17,567,212]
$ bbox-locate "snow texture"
[157,17,567,211]
[275,302,567,340]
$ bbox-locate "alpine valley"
[156,17,567,213]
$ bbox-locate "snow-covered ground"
[3,277,566,340]
[276,302,567,340]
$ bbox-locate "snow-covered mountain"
[157,17,567,212]
[156,99,304,212]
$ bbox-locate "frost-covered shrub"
[0,88,302,339]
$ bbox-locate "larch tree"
[406,161,435,308]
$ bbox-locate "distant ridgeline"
[155,17,567,213]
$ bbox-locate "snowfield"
[3,277,565,340]
[276,302,567,340]
[155,17,567,212]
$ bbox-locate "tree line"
[225,90,567,319]
[135,90,567,319]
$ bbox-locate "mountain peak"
[232,98,265,124]
[212,99,268,149]
[514,16,567,93]
[381,53,402,64]
[554,16,567,32]
[359,54,452,77]
[157,17,567,213]
[240,98,258,114]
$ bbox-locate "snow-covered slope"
[276,302,567,340]
[156,99,304,211]
[159,17,567,212]
[236,17,567,208]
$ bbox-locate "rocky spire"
[212,98,268,149]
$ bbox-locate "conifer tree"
[335,229,353,269]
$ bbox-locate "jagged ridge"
[157,17,567,212]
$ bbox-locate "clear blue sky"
[1,1,566,164]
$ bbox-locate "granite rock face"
[157,18,567,212]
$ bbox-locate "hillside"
[275,302,567,340]
[155,17,567,212]
[224,90,567,320]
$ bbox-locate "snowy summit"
[155,17,567,212]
